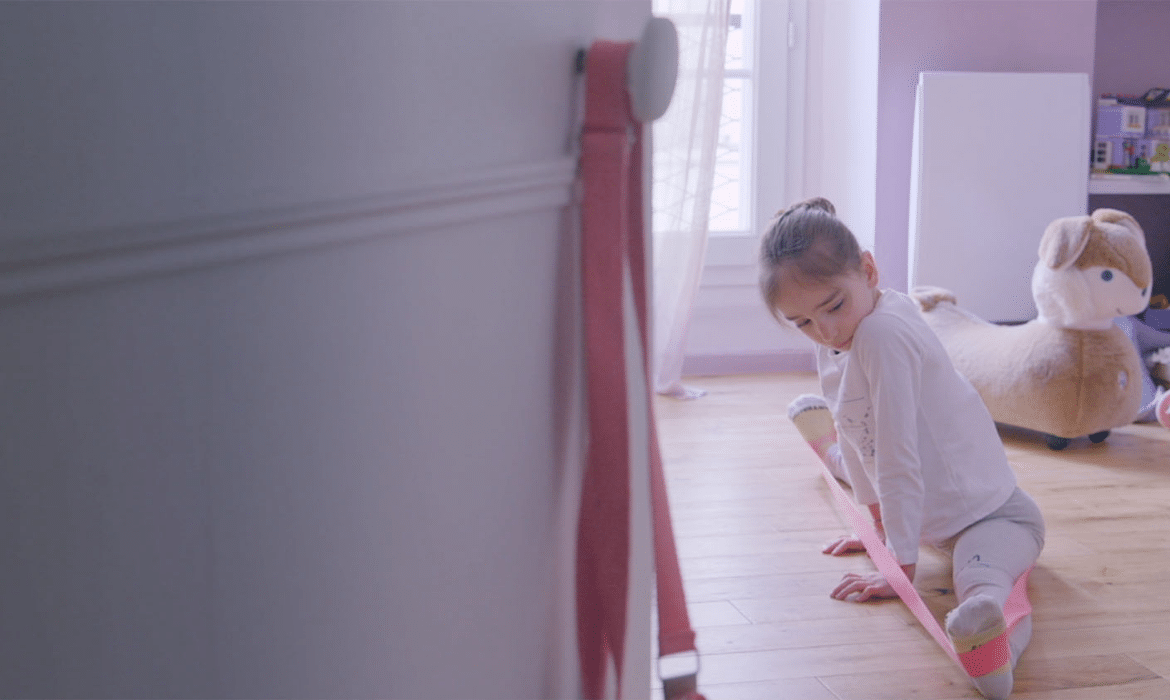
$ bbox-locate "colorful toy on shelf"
[1094,88,1170,173]
[1147,106,1170,137]
[1097,100,1146,136]
[1150,142,1170,172]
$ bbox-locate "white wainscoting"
[0,156,588,699]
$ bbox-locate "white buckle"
[658,650,700,699]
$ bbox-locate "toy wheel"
[1045,435,1071,451]
[1088,430,1110,444]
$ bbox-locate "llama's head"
[1032,209,1152,329]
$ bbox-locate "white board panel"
[908,71,1090,322]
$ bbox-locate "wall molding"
[0,158,578,301]
[698,262,759,289]
[682,349,816,377]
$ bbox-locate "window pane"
[709,77,745,232]
[726,0,745,70]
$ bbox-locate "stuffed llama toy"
[1117,315,1170,427]
[913,208,1152,450]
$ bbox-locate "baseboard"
[681,350,816,377]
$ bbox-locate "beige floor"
[653,373,1170,699]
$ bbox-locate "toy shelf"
[1088,172,1170,194]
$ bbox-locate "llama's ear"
[1038,216,1091,270]
[1091,208,1143,241]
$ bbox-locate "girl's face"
[775,252,880,352]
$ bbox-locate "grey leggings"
[939,487,1046,663]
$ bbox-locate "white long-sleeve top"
[817,289,1017,565]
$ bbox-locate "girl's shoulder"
[861,290,926,333]
[853,291,934,355]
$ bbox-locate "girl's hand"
[830,572,897,602]
[822,534,866,555]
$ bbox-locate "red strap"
[577,39,700,700]
[577,40,635,700]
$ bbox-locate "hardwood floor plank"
[1011,678,1170,700]
[695,677,841,700]
[1025,620,1170,657]
[1013,653,1161,692]
[677,530,858,559]
[684,574,876,606]
[726,593,892,625]
[820,655,1165,700]
[696,639,954,685]
[696,614,922,654]
[687,600,753,627]
[1128,649,1170,678]
[819,668,986,700]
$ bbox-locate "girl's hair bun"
[759,195,859,315]
[773,197,836,221]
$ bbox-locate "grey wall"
[0,2,650,698]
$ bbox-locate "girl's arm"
[829,312,926,601]
[856,316,927,568]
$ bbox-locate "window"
[704,0,797,267]
[708,0,755,234]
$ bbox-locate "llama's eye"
[1101,270,1114,282]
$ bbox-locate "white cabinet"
[908,71,1091,323]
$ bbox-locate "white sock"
[787,394,836,454]
[945,594,1013,700]
[787,395,852,483]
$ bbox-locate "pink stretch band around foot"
[808,435,835,456]
[958,632,1011,677]
[956,563,1035,678]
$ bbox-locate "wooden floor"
[653,373,1170,700]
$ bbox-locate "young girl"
[760,198,1045,700]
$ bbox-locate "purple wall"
[1092,0,1170,99]
[876,0,1099,291]
[1092,0,1170,301]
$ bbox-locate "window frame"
[707,0,756,237]
[704,0,803,269]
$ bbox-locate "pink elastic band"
[808,434,835,457]
[956,528,1034,677]
[958,632,1010,677]
[956,559,1034,677]
[807,437,1033,675]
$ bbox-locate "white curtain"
[651,0,730,398]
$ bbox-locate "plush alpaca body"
[915,288,1142,440]
[913,209,1152,447]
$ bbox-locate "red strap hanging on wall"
[576,39,635,700]
[576,39,703,700]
